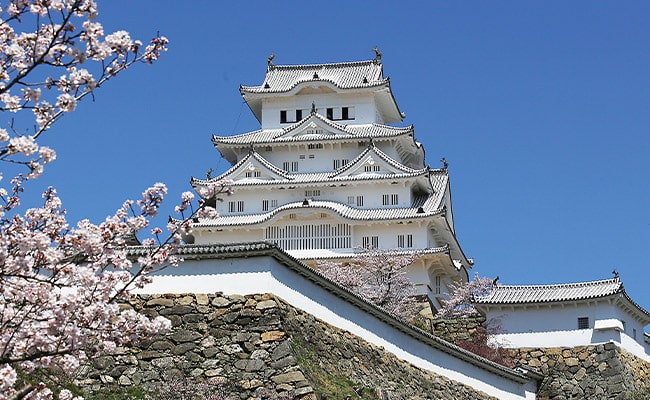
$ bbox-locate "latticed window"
[397,234,413,248]
[577,317,589,329]
[265,223,352,251]
[228,201,244,213]
[362,236,379,248]
[383,194,398,206]
[333,159,349,169]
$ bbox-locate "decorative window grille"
[435,276,442,295]
[577,317,589,329]
[333,159,349,169]
[299,155,306,159]
[356,196,364,207]
[308,143,323,150]
[265,146,272,151]
[397,234,412,248]
[262,200,269,211]
[347,196,355,204]
[309,154,315,159]
[362,236,379,249]
[265,223,352,251]
[382,194,399,205]
[283,161,299,172]
[245,171,261,178]
[305,189,321,197]
[228,201,244,213]
[271,200,278,207]
[288,213,297,220]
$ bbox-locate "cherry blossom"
[434,273,494,319]
[317,248,420,321]
[0,2,209,399]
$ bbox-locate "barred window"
[577,317,589,329]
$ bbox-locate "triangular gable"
[274,113,350,140]
[215,150,291,183]
[331,143,422,178]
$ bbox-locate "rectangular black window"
[342,107,349,120]
[296,109,303,121]
[326,108,333,119]
[280,110,287,123]
[577,317,589,329]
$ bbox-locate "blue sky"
[27,2,650,308]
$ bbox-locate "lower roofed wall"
[85,293,501,399]
[130,254,537,399]
[513,344,650,399]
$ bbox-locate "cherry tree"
[0,2,228,399]
[434,273,494,319]
[317,248,420,320]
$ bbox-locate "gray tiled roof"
[475,278,622,304]
[212,113,414,146]
[192,199,446,228]
[296,245,451,261]
[240,59,386,94]
[475,277,650,320]
[193,143,437,189]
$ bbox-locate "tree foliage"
[317,248,420,321]
[434,273,493,319]
[456,321,515,368]
[0,2,229,399]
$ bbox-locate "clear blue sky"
[29,2,650,309]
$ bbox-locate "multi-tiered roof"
[189,52,472,307]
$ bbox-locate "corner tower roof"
[240,54,404,124]
[475,277,650,323]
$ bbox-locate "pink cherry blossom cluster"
[434,273,494,319]
[0,0,168,185]
[317,248,420,321]
[0,2,233,400]
[0,179,233,400]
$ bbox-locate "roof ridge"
[494,277,620,290]
[269,59,377,70]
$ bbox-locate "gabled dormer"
[332,142,422,177]
[191,149,291,192]
[276,112,348,140]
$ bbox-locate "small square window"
[577,317,589,329]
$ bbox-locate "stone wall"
[431,317,485,344]
[82,293,498,400]
[514,343,650,400]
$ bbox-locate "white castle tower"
[189,51,472,309]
